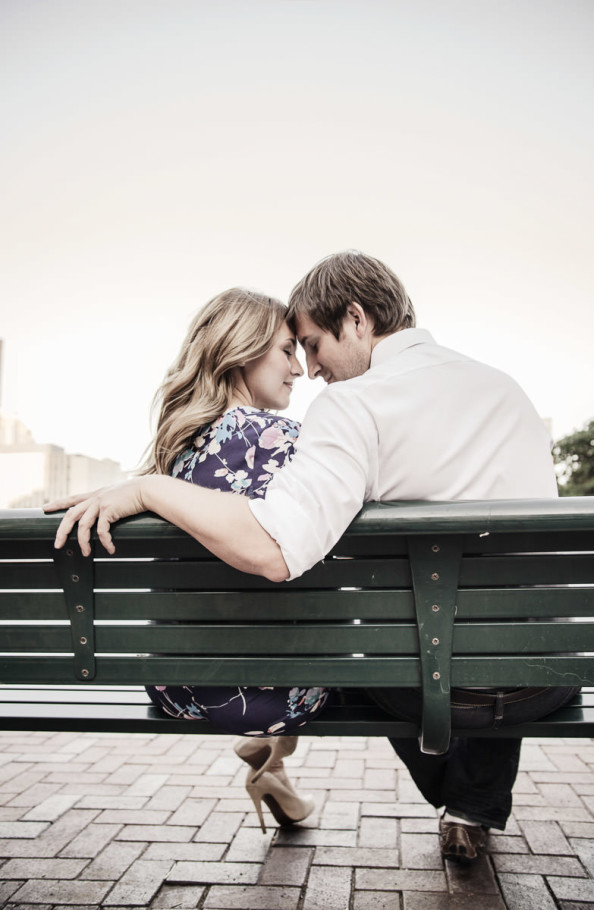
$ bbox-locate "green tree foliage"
[554,420,594,496]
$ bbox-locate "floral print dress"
[145,406,329,736]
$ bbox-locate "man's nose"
[306,353,320,380]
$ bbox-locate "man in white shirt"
[48,250,576,863]
[250,267,558,580]
[253,251,575,861]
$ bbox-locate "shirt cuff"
[248,490,326,581]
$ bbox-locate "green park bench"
[1,499,593,755]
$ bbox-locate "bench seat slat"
[0,687,592,739]
[0,686,152,704]
[0,700,420,737]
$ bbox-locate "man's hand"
[44,478,147,556]
[45,474,289,580]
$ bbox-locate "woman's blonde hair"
[141,288,287,475]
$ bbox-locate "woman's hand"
[43,478,147,556]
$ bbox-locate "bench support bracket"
[53,543,97,681]
[408,535,463,755]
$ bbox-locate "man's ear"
[346,301,369,338]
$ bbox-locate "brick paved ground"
[1,731,594,909]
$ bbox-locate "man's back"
[251,328,557,579]
[343,328,557,501]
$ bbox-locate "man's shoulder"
[303,330,530,424]
[371,331,525,391]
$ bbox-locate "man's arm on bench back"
[44,474,290,582]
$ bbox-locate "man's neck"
[370,326,406,352]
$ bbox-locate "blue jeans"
[369,685,580,829]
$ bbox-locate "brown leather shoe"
[439,817,487,864]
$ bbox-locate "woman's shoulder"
[171,406,300,483]
[229,406,300,429]
[210,406,300,442]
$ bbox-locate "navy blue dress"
[146,406,329,735]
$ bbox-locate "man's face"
[295,311,371,384]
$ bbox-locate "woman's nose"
[291,353,304,376]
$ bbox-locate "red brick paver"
[1,731,594,908]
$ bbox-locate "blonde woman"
[141,288,328,831]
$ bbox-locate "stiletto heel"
[233,735,298,782]
[245,769,315,833]
[247,784,268,834]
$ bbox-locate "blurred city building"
[0,338,127,508]
[0,411,127,508]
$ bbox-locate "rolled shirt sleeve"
[249,384,378,579]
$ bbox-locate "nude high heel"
[245,769,315,834]
[233,735,298,783]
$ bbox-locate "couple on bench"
[46,250,577,863]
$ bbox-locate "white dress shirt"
[249,328,558,580]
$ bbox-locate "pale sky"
[1,0,592,471]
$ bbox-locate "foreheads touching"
[286,250,416,384]
[286,250,415,340]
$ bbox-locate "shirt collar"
[370,327,435,368]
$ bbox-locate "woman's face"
[242,322,304,410]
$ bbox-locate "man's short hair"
[287,250,416,339]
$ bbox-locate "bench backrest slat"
[4,586,591,622]
[3,652,592,689]
[3,619,591,658]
